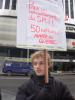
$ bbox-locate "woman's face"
[32,57,49,76]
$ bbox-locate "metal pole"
[51,51,54,71]
[27,49,29,63]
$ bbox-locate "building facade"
[0,0,75,71]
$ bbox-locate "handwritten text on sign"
[17,0,67,51]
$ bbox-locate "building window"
[64,0,74,19]
[65,0,69,17]
[0,0,3,9]
[0,47,8,56]
[70,0,74,18]
[12,0,17,10]
[5,0,10,9]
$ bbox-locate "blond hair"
[31,51,52,67]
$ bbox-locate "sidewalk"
[51,71,75,76]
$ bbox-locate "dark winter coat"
[15,74,74,100]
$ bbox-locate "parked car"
[2,61,33,76]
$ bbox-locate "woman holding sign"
[16,51,74,100]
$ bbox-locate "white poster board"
[17,0,67,51]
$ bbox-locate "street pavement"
[0,76,29,100]
[0,73,75,100]
[2,89,15,100]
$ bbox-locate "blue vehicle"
[2,61,33,76]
